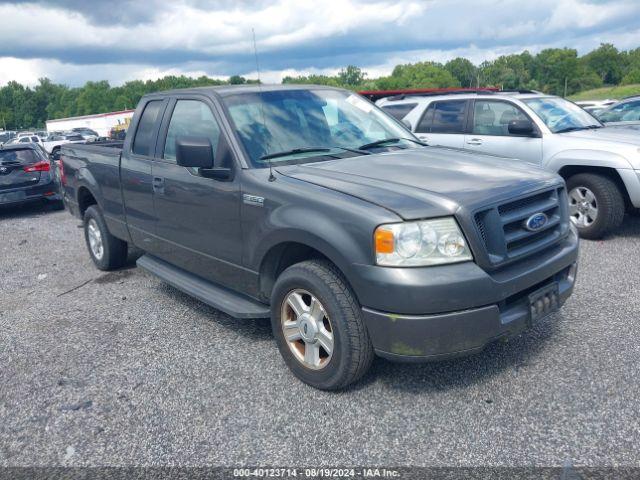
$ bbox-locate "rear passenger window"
[418,100,467,134]
[163,100,221,162]
[132,100,163,156]
[381,103,417,121]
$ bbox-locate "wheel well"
[77,187,97,216]
[259,242,330,301]
[558,165,631,209]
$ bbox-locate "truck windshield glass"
[523,97,602,133]
[222,89,419,166]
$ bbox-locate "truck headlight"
[374,217,472,267]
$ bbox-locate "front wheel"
[271,260,374,390]
[567,173,625,240]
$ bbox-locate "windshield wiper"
[358,137,427,150]
[555,125,602,133]
[260,146,371,161]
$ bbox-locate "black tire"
[83,205,128,270]
[567,173,625,240]
[270,259,374,390]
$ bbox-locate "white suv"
[378,91,640,239]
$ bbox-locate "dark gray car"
[0,143,61,207]
[59,85,579,390]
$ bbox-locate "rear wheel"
[567,173,625,239]
[271,259,373,390]
[83,205,128,270]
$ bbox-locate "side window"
[163,100,221,162]
[417,100,467,134]
[472,100,529,136]
[132,100,163,156]
[431,100,467,133]
[381,103,418,121]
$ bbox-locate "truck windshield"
[222,88,419,166]
[523,97,602,133]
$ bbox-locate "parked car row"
[377,89,640,239]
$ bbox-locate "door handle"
[152,176,165,192]
[466,138,483,146]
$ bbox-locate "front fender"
[546,149,634,172]
[251,204,373,275]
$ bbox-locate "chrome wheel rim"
[87,219,104,260]
[569,186,598,228]
[281,289,333,370]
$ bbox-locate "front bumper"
[358,229,579,361]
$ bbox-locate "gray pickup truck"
[60,85,578,389]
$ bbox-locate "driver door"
[152,97,243,289]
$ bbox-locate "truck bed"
[60,140,128,240]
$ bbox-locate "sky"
[0,0,639,87]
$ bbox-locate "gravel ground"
[1,201,639,468]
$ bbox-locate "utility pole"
[563,77,568,98]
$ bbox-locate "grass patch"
[569,84,640,101]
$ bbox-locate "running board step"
[137,254,270,319]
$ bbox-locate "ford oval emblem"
[524,212,548,232]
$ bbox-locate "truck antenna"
[252,28,276,182]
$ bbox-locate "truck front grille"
[474,186,569,266]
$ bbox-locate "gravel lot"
[1,201,639,468]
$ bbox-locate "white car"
[377,90,640,238]
[42,132,85,154]
[5,135,42,146]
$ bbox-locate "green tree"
[338,65,366,87]
[533,48,580,95]
[583,43,625,84]
[229,75,247,85]
[621,68,640,85]
[282,74,341,86]
[445,57,477,87]
[375,62,459,89]
[480,52,533,89]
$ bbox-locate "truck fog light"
[397,223,422,258]
[438,233,467,257]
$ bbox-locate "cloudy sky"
[0,0,639,87]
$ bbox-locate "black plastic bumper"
[360,231,579,361]
[0,182,60,206]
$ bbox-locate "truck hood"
[276,147,561,220]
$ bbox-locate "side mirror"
[508,119,537,136]
[176,136,214,169]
